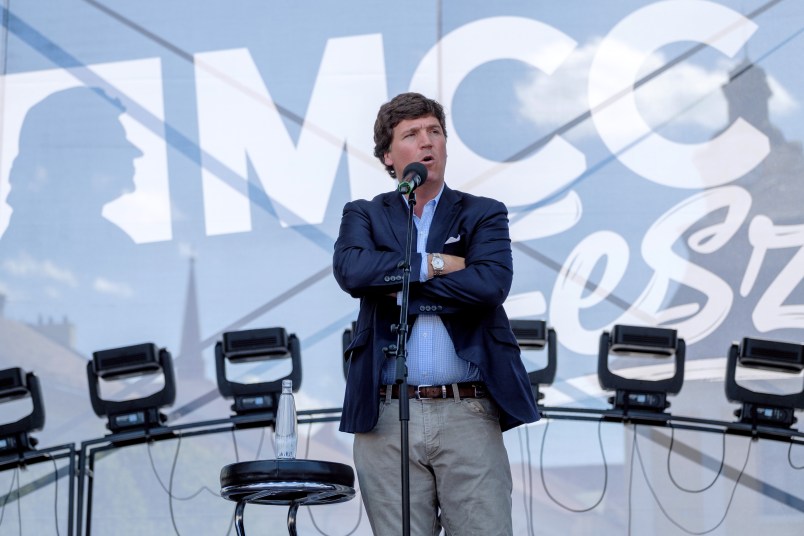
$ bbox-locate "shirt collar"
[401,183,445,208]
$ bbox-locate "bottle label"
[275,436,297,459]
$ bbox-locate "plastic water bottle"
[274,379,298,459]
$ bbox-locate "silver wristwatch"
[431,253,445,276]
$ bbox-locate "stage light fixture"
[216,327,302,416]
[510,320,557,403]
[598,325,685,413]
[0,368,45,455]
[87,343,176,434]
[725,337,804,429]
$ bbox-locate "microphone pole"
[390,161,426,536]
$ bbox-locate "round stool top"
[220,459,355,506]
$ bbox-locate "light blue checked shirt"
[381,186,482,386]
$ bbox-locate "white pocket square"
[445,235,461,245]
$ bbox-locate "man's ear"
[383,152,393,168]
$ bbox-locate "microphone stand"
[388,189,417,536]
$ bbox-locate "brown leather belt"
[379,383,487,400]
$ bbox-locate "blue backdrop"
[1,1,802,534]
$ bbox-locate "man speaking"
[333,92,539,535]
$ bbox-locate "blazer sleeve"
[333,199,424,298]
[411,197,512,310]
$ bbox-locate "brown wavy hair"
[373,92,447,178]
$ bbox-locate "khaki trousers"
[353,389,513,536]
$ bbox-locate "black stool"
[220,459,355,536]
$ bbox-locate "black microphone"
[397,162,428,194]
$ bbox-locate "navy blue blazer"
[333,185,540,433]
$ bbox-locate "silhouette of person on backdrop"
[0,86,145,354]
[2,87,141,255]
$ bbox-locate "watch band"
[431,253,445,276]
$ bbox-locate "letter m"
[195,35,387,235]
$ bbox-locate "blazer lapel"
[427,185,461,253]
[382,192,410,251]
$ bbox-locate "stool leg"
[287,502,300,536]
[234,500,247,536]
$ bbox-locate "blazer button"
[419,305,426,312]
[437,305,443,311]
[384,276,390,282]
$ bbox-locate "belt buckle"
[415,384,432,400]
[472,384,485,398]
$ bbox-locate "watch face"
[433,256,445,270]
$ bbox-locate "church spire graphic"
[177,255,206,380]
